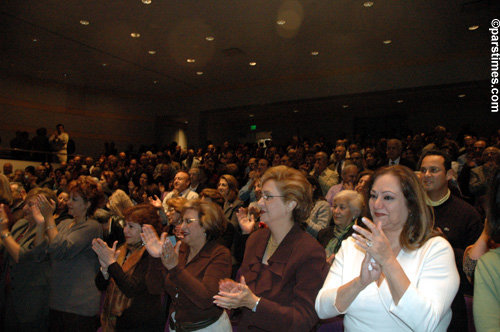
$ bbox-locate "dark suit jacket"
[237,223,328,332]
[379,157,416,171]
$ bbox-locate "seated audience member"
[473,168,500,332]
[99,171,118,197]
[32,176,105,332]
[470,146,500,216]
[420,150,483,331]
[458,139,487,204]
[35,165,55,189]
[311,152,340,196]
[318,190,363,264]
[53,189,70,224]
[354,170,374,196]
[364,151,379,171]
[188,167,206,194]
[92,204,163,332]
[329,145,348,181]
[381,138,417,170]
[217,174,243,228]
[9,181,26,225]
[304,176,332,238]
[143,199,233,331]
[0,188,55,332]
[348,151,365,172]
[326,164,360,207]
[162,171,198,217]
[315,165,459,331]
[214,166,329,332]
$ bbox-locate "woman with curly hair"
[33,176,105,332]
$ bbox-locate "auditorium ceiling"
[0,0,496,113]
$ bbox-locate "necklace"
[266,234,281,258]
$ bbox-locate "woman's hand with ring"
[353,217,394,267]
[213,276,259,310]
[161,237,179,270]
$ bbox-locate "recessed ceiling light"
[342,104,349,108]
[131,33,141,38]
[153,80,158,84]
[142,0,152,4]
[184,121,189,124]
[148,50,156,55]
[80,20,90,25]
[102,63,108,67]
[363,2,374,7]
[32,38,38,42]
[249,62,257,66]
[293,109,299,113]
[397,99,404,103]
[458,94,466,98]
[277,20,286,25]
[468,25,479,31]
[311,51,319,56]
[249,114,254,117]
[383,40,392,44]
[205,36,214,41]
[187,59,195,63]
[197,71,204,75]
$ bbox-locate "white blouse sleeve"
[389,237,459,332]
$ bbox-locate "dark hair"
[306,175,325,202]
[487,168,500,243]
[367,165,435,251]
[418,150,452,172]
[123,204,162,234]
[67,176,105,217]
[218,174,239,203]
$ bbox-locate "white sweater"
[315,236,459,332]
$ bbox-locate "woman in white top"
[315,165,459,332]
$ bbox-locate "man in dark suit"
[188,167,206,194]
[382,138,416,170]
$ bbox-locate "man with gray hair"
[325,164,359,207]
[382,138,416,170]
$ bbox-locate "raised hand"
[31,203,46,226]
[237,207,255,235]
[352,217,394,268]
[36,195,56,218]
[92,239,120,268]
[148,195,163,209]
[140,224,163,258]
[161,237,179,270]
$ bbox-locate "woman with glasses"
[142,199,232,331]
[213,166,328,332]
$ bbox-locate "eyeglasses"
[181,218,197,225]
[420,167,443,174]
[262,193,285,201]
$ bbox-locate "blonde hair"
[182,199,227,241]
[260,165,313,223]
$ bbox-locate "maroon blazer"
[238,223,328,332]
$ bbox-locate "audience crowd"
[0,124,499,332]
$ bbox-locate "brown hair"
[67,176,105,216]
[367,165,434,251]
[199,188,225,208]
[0,174,13,206]
[166,197,188,213]
[218,174,239,203]
[123,204,162,234]
[182,199,227,241]
[260,165,313,223]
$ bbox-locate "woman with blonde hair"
[316,165,459,331]
[213,166,328,331]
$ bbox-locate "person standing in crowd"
[32,176,105,332]
[214,166,328,332]
[49,124,69,163]
[316,165,459,331]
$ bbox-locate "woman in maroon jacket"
[142,199,232,331]
[214,165,329,332]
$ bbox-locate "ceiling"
[0,0,496,114]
